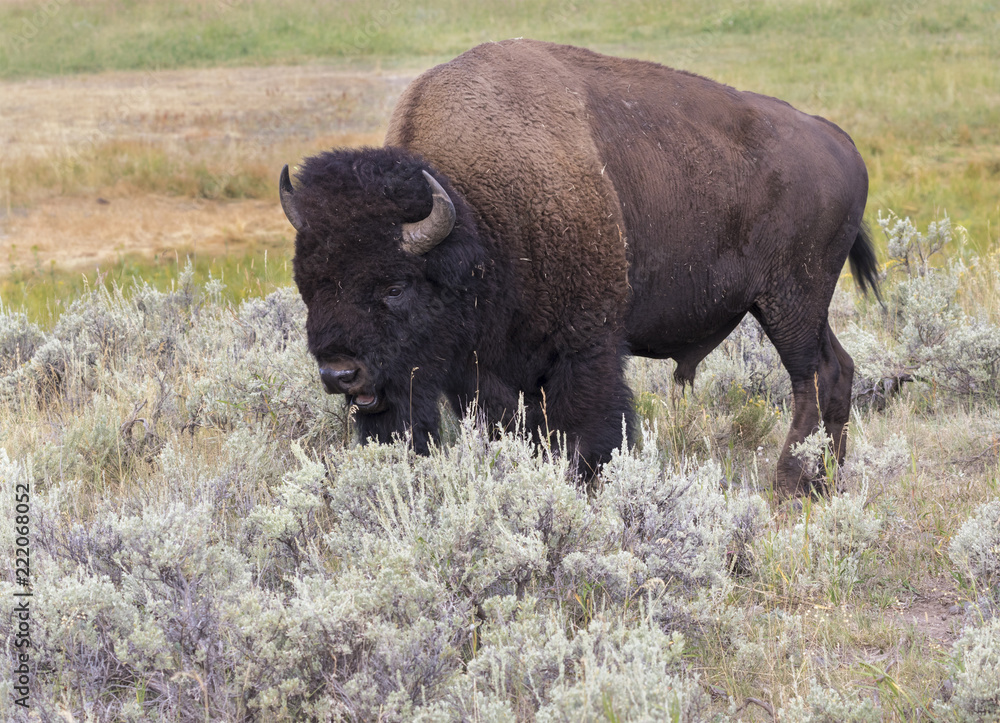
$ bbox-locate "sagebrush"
[2,215,999,720]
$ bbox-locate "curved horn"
[279,164,304,232]
[401,170,456,255]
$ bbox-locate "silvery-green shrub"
[755,492,882,603]
[891,254,1000,399]
[840,430,911,486]
[1,273,777,721]
[861,213,1000,402]
[700,314,791,403]
[789,424,834,481]
[237,422,734,720]
[535,617,707,722]
[3,418,767,720]
[725,608,804,688]
[599,425,769,594]
[2,476,262,721]
[949,498,1000,601]
[838,324,911,406]
[921,313,1000,399]
[0,306,45,374]
[780,679,881,722]
[879,211,951,279]
[941,617,1000,721]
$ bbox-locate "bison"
[278,39,879,496]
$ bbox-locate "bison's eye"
[382,283,408,305]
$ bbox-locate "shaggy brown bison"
[279,39,879,496]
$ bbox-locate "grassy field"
[1,1,1000,720]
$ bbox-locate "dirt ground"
[3,194,291,272]
[0,64,416,274]
[893,581,963,648]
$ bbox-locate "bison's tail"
[848,221,882,303]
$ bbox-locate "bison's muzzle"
[318,358,385,413]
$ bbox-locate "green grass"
[1,243,292,329]
[0,0,993,82]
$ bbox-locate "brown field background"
[0,65,410,274]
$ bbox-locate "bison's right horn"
[401,170,455,255]
[279,164,305,232]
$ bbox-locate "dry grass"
[4,195,288,273]
[0,64,409,166]
[0,65,399,320]
[0,64,404,287]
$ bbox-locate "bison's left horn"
[401,170,455,255]
[279,164,304,232]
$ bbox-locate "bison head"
[279,148,486,452]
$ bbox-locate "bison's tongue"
[355,394,376,407]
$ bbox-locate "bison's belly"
[625,309,747,359]
[624,261,755,358]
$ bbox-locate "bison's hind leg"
[824,328,855,468]
[771,320,854,497]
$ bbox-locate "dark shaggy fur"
[283,39,879,494]
[291,145,631,467]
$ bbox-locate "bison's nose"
[319,365,358,394]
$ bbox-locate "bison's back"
[385,39,868,354]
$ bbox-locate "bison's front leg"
[536,340,636,476]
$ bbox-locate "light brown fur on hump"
[385,39,629,349]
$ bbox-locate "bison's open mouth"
[349,393,386,414]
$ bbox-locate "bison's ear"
[279,165,305,232]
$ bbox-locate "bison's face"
[297,247,447,415]
[279,150,477,424]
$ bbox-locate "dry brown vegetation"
[1,64,405,274]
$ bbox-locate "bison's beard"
[351,369,447,455]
